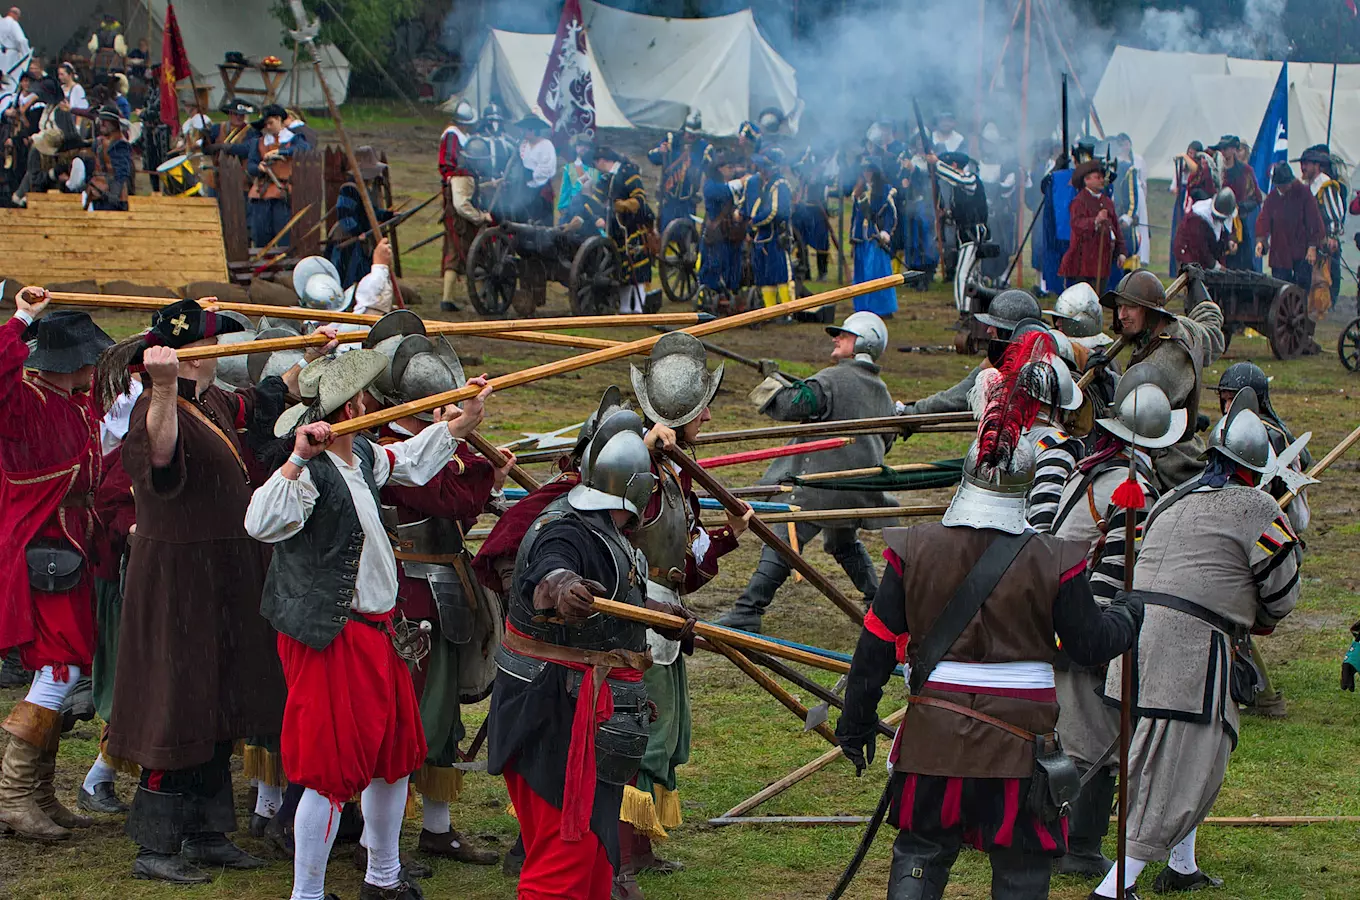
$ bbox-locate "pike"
[690,412,975,445]
[405,230,447,254]
[696,438,851,470]
[665,446,864,624]
[792,460,958,484]
[1278,421,1360,507]
[913,97,946,276]
[699,504,946,527]
[650,325,782,376]
[326,275,907,438]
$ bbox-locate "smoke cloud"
[1131,0,1289,57]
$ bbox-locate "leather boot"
[633,832,684,875]
[417,828,499,864]
[502,832,525,877]
[611,822,645,900]
[886,835,954,900]
[0,700,70,841]
[131,848,212,884]
[181,833,268,869]
[1055,766,1115,878]
[35,740,92,829]
[0,648,26,688]
[830,538,880,608]
[715,549,790,633]
[990,848,1051,900]
[440,270,460,313]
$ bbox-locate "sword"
[498,421,586,453]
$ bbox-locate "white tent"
[579,0,800,136]
[450,29,634,129]
[144,0,350,110]
[1093,47,1281,180]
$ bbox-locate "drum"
[155,154,201,196]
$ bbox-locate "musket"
[698,504,946,527]
[1060,73,1071,170]
[333,190,442,251]
[405,230,446,254]
[912,97,945,275]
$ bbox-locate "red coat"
[471,472,577,593]
[1059,189,1123,279]
[91,446,135,582]
[0,317,101,660]
[1173,211,1230,268]
[1257,180,1324,268]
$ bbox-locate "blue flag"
[1251,62,1289,194]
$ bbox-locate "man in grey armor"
[717,312,897,633]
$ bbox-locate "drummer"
[195,98,255,197]
[247,103,310,248]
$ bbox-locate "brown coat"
[1059,189,1124,279]
[886,524,1088,779]
[107,379,284,771]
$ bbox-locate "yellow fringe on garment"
[619,784,668,840]
[242,746,287,788]
[232,739,246,757]
[411,763,464,804]
[405,784,419,820]
[98,731,141,778]
[506,801,517,820]
[652,785,683,831]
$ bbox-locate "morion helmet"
[1095,363,1186,450]
[1051,282,1105,339]
[629,333,723,429]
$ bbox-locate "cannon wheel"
[569,235,622,316]
[789,226,812,297]
[1266,283,1310,360]
[466,227,517,318]
[658,218,700,305]
[1339,317,1360,371]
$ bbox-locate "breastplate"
[632,470,691,588]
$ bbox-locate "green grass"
[7,132,1360,898]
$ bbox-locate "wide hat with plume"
[96,299,245,409]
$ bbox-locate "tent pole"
[974,0,984,149]
[1327,62,1338,147]
[1014,0,1031,288]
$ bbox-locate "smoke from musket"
[1129,0,1289,58]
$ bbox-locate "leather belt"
[908,695,1052,745]
[395,551,462,564]
[502,629,652,672]
[1139,591,1246,639]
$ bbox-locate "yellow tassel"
[619,784,668,840]
[652,785,683,830]
[242,746,287,787]
[506,801,518,820]
[410,764,464,804]
[98,732,141,778]
[405,784,419,820]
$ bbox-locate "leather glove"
[748,375,785,410]
[645,597,697,649]
[1110,591,1144,628]
[834,720,876,776]
[1195,413,1211,433]
[532,569,606,623]
[1083,348,1109,374]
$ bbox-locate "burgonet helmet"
[1212,186,1238,221]
[1216,361,1303,460]
[369,332,467,422]
[293,256,346,311]
[826,311,888,361]
[1051,282,1105,339]
[1101,268,1172,318]
[572,386,629,462]
[568,408,656,517]
[1205,387,1276,474]
[975,289,1042,333]
[1095,364,1185,450]
[630,333,723,429]
[451,99,477,126]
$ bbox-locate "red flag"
[160,2,193,128]
[536,0,598,147]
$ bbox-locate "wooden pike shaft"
[1075,271,1189,390]
[707,639,839,746]
[47,292,705,333]
[691,413,974,446]
[464,432,541,492]
[699,505,946,527]
[330,275,906,437]
[794,461,953,483]
[665,446,865,624]
[591,598,850,674]
[716,705,909,820]
[166,327,655,361]
[1278,421,1360,507]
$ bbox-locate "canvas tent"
[453,29,634,129]
[1094,45,1360,180]
[445,3,800,137]
[579,0,800,136]
[20,0,348,110]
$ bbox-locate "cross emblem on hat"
[169,314,189,336]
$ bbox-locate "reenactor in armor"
[1098,269,1225,489]
[439,100,493,312]
[718,312,896,632]
[363,314,514,868]
[487,406,692,899]
[620,335,752,899]
[836,353,1141,900]
[1094,390,1301,899]
[246,103,310,249]
[1049,370,1179,879]
[477,102,516,181]
[647,109,709,233]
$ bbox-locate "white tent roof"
[145,0,350,111]
[450,29,633,129]
[579,0,799,136]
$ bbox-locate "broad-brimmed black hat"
[1293,144,1332,165]
[24,311,113,374]
[220,97,256,117]
[515,115,550,133]
[146,298,246,350]
[251,103,287,129]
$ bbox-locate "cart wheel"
[569,235,621,316]
[1339,318,1360,371]
[466,227,517,318]
[659,218,700,304]
[1266,283,1309,360]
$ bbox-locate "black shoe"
[503,835,525,877]
[263,811,295,858]
[181,834,269,870]
[132,851,213,884]
[359,880,425,900]
[0,649,25,688]
[1087,893,1141,900]
[714,608,763,633]
[440,301,460,313]
[78,783,129,815]
[1055,851,1114,877]
[248,812,271,838]
[1152,867,1223,893]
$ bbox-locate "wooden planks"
[0,192,229,288]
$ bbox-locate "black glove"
[1109,591,1145,632]
[532,570,607,623]
[834,719,876,776]
[1196,413,1211,433]
[1083,348,1109,374]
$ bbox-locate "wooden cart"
[1194,268,1311,360]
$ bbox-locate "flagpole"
[1327,62,1338,147]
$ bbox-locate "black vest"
[260,440,382,650]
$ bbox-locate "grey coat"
[759,356,899,528]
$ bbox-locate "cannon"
[1193,267,1312,360]
[658,216,813,316]
[465,222,655,318]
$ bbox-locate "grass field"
[4,118,1360,899]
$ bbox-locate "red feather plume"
[975,330,1056,468]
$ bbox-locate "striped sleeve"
[1249,512,1302,631]
[1090,481,1154,602]
[1320,181,1347,238]
[1027,433,1081,533]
